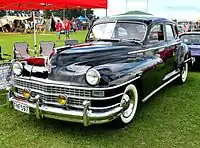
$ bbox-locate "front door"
[141,23,168,97]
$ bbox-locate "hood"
[48,43,145,86]
[188,45,200,56]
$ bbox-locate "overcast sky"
[94,0,200,20]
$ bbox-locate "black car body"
[180,32,200,68]
[8,15,192,126]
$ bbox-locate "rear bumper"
[191,57,196,64]
[7,91,123,126]
[190,56,200,69]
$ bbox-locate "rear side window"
[166,24,175,41]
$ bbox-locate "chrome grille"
[18,88,84,107]
[15,79,90,108]
[14,79,91,97]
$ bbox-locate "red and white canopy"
[0,0,108,10]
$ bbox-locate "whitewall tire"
[177,62,188,84]
[116,84,138,126]
[180,62,188,83]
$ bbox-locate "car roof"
[95,15,173,25]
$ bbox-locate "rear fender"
[176,43,190,68]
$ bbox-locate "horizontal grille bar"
[15,79,91,98]
[18,88,84,108]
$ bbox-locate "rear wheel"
[177,62,188,84]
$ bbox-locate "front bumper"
[7,90,123,126]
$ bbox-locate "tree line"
[0,9,95,20]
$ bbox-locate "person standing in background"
[72,21,77,33]
[64,19,71,39]
[55,20,62,42]
[183,24,188,32]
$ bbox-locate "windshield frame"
[86,21,148,43]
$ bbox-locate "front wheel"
[177,62,188,84]
[113,84,138,127]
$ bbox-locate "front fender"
[95,55,162,86]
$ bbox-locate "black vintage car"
[8,15,192,126]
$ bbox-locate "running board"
[142,74,180,102]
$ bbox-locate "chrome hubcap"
[123,103,134,118]
[120,84,138,124]
[121,93,135,118]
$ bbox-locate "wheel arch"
[130,77,144,100]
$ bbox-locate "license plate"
[13,100,30,114]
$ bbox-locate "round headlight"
[12,62,23,76]
[86,69,101,86]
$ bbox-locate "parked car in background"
[8,15,192,127]
[180,32,200,68]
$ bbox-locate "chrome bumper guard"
[7,90,123,126]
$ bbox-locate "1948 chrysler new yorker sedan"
[7,15,193,126]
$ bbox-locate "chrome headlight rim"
[12,61,23,76]
[86,69,101,86]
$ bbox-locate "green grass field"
[1,32,200,148]
[0,31,87,58]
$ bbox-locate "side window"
[148,24,164,44]
[166,24,175,41]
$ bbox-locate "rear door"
[162,23,181,81]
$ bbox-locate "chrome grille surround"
[13,77,123,111]
[14,78,91,108]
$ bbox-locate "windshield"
[180,34,200,44]
[88,22,147,42]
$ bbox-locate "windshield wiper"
[96,38,143,47]
[96,38,121,42]
[122,39,143,46]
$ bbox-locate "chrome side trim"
[15,76,140,91]
[128,41,181,55]
[184,58,191,63]
[162,70,179,81]
[142,74,180,102]
[14,85,124,100]
[128,45,167,54]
